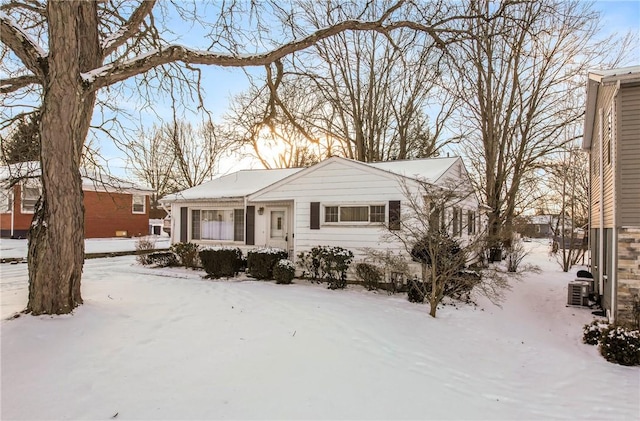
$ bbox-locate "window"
[324,204,385,224]
[340,206,368,222]
[132,195,146,214]
[234,209,245,241]
[325,206,338,223]
[191,208,244,241]
[21,182,40,213]
[0,189,12,213]
[370,205,385,223]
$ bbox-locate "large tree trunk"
[27,1,100,315]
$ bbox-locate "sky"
[92,0,640,181]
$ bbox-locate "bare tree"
[545,143,590,271]
[2,0,509,314]
[225,76,329,168]
[262,1,457,163]
[384,178,508,318]
[449,0,635,254]
[118,124,178,212]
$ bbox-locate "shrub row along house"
[0,161,152,239]
[583,65,640,325]
[161,156,483,278]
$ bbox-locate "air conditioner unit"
[575,277,595,293]
[567,281,590,306]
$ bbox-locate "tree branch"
[0,73,41,93]
[0,11,46,79]
[84,17,438,92]
[102,0,157,57]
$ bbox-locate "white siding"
[253,160,478,260]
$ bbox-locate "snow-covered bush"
[199,247,243,279]
[297,246,354,289]
[145,251,178,268]
[135,237,156,265]
[273,259,295,284]
[582,320,609,345]
[170,242,200,268]
[355,262,383,291]
[599,326,640,366]
[247,248,288,280]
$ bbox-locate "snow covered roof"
[366,156,459,183]
[0,161,153,194]
[161,168,303,202]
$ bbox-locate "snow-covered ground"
[0,235,170,260]
[1,241,638,420]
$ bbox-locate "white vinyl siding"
[252,159,478,260]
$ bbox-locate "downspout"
[610,81,621,323]
[10,187,15,237]
[598,108,605,304]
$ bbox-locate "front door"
[268,209,288,251]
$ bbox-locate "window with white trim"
[0,189,12,213]
[191,208,244,241]
[324,204,385,224]
[132,195,146,214]
[21,182,40,213]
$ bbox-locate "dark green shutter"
[246,206,255,245]
[389,200,401,230]
[310,202,320,230]
[180,207,188,242]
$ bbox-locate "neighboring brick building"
[583,66,640,326]
[0,162,152,239]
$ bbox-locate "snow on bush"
[247,248,288,280]
[599,326,640,366]
[274,259,295,284]
[582,320,609,345]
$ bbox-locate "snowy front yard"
[1,242,638,420]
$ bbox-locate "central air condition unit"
[567,281,590,306]
[575,277,595,293]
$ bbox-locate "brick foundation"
[617,227,640,327]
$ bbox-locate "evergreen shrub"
[247,248,288,280]
[199,247,243,279]
[599,326,640,366]
[300,246,354,289]
[274,259,295,284]
[582,320,609,345]
[407,278,426,303]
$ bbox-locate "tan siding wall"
[589,84,618,228]
[618,84,640,226]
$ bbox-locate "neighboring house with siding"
[161,156,482,275]
[0,162,153,238]
[582,65,640,325]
